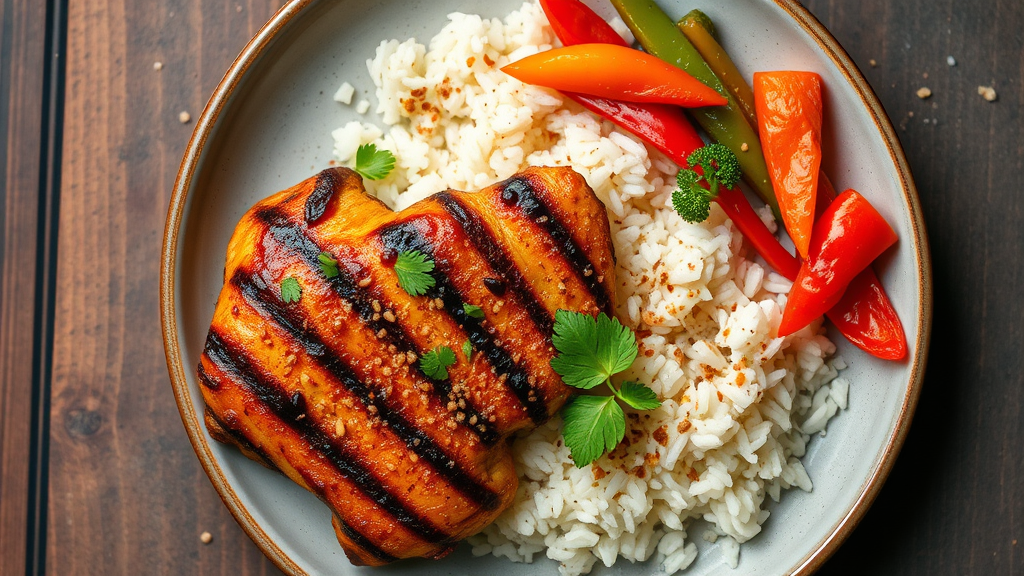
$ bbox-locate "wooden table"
[1,0,1020,574]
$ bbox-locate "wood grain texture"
[0,0,48,573]
[12,0,1022,575]
[45,1,283,574]
[805,0,1023,574]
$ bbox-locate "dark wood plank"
[0,0,49,573]
[45,1,284,574]
[804,0,1024,574]
[40,0,1024,575]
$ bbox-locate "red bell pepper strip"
[540,0,799,281]
[817,173,907,359]
[571,95,800,279]
[716,187,802,281]
[779,189,898,336]
[754,71,823,260]
[502,44,728,107]
[569,94,705,161]
[827,268,908,360]
[540,0,629,47]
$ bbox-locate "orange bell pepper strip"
[779,189,898,336]
[537,0,798,280]
[753,71,823,260]
[502,44,728,107]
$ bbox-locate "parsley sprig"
[462,303,485,319]
[671,143,741,223]
[318,252,340,279]
[353,143,396,181]
[394,250,436,296]
[420,345,456,380]
[280,277,302,303]
[551,310,662,467]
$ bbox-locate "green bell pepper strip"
[609,0,779,219]
[678,10,759,131]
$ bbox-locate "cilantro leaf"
[618,381,662,411]
[463,303,485,319]
[550,310,637,390]
[561,395,625,467]
[420,345,456,380]
[280,277,302,303]
[318,252,340,279]
[354,143,396,181]
[394,250,436,296]
[551,309,661,467]
[462,340,473,359]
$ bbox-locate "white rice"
[331,3,846,574]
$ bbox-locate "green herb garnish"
[280,277,302,303]
[420,345,456,380]
[672,143,741,223]
[551,310,662,467]
[318,252,340,279]
[394,250,436,296]
[354,143,396,181]
[462,340,473,359]
[463,303,485,319]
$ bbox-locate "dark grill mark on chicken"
[230,269,502,510]
[254,210,499,444]
[499,175,613,312]
[378,221,551,425]
[199,166,616,565]
[203,331,454,545]
[434,191,556,335]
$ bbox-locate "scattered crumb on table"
[200,531,213,544]
[916,87,932,99]
[977,85,997,102]
[178,111,191,124]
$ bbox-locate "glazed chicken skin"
[198,166,615,565]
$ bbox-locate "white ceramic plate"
[161,1,931,574]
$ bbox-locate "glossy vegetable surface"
[827,268,908,359]
[538,1,705,174]
[502,44,727,107]
[610,0,780,217]
[678,10,758,129]
[817,174,907,359]
[755,71,823,259]
[716,186,802,280]
[539,1,797,276]
[570,94,705,160]
[780,189,898,336]
[539,0,629,47]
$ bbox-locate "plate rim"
[159,1,932,574]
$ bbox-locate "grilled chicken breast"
[198,166,615,565]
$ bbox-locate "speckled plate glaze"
[160,1,931,574]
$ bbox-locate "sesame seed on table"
[0,1,1020,575]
